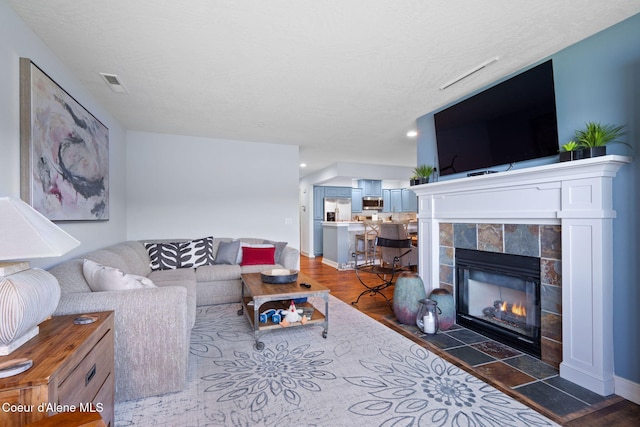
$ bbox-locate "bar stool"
[354,220,381,265]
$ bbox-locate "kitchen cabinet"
[382,189,390,213]
[389,189,402,212]
[383,188,416,213]
[0,312,114,427]
[402,188,418,212]
[314,186,352,255]
[324,186,352,198]
[358,180,382,197]
[382,189,402,213]
[313,220,324,256]
[351,188,363,212]
[313,186,325,220]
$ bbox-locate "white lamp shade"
[0,197,80,260]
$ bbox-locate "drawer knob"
[85,363,97,386]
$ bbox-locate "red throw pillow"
[241,247,276,266]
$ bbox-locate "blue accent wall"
[417,13,640,384]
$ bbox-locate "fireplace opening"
[456,248,541,357]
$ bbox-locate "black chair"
[351,224,417,307]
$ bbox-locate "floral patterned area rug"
[115,296,560,427]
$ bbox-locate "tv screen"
[435,60,558,177]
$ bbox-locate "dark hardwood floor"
[300,255,640,427]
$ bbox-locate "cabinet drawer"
[0,389,22,427]
[57,330,114,406]
[93,373,114,427]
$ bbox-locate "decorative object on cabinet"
[0,197,80,357]
[573,121,628,159]
[410,164,435,185]
[416,298,441,334]
[392,272,427,325]
[428,288,455,330]
[20,58,109,221]
[559,141,579,162]
[0,311,114,427]
[260,269,299,284]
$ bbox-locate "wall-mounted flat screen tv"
[435,60,558,177]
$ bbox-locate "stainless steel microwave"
[362,197,383,210]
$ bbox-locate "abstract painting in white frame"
[20,58,109,221]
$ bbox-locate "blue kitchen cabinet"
[358,180,382,197]
[324,186,352,198]
[402,188,418,212]
[382,189,390,213]
[313,220,324,256]
[389,189,402,213]
[351,188,363,212]
[313,186,325,220]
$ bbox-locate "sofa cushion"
[146,236,214,270]
[147,268,198,327]
[147,267,195,283]
[240,263,286,274]
[83,259,157,292]
[105,241,153,276]
[263,240,288,264]
[240,246,276,266]
[196,264,242,282]
[214,240,241,265]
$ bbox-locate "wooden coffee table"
[238,272,330,350]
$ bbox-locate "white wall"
[0,1,128,269]
[126,131,300,249]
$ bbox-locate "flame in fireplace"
[512,302,526,317]
[500,301,526,317]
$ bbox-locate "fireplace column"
[558,172,616,395]
[412,155,630,396]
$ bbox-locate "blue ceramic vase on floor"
[429,288,455,330]
[393,272,427,325]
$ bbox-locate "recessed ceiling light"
[406,130,418,138]
[300,163,307,168]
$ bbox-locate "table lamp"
[0,196,80,356]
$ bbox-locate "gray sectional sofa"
[48,237,299,402]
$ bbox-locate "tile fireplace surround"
[412,155,631,396]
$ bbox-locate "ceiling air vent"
[99,72,129,94]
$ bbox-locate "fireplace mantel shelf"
[412,155,631,223]
[411,155,632,396]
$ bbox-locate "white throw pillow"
[83,259,156,292]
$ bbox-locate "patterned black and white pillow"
[181,236,214,268]
[145,236,214,271]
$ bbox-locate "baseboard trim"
[321,258,339,269]
[615,375,640,405]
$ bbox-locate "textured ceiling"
[8,1,640,177]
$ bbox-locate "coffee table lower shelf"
[238,273,330,350]
[238,298,328,350]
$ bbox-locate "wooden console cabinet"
[0,312,114,427]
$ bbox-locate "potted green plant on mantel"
[410,164,435,185]
[572,121,629,160]
[559,140,579,162]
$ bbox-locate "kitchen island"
[322,220,417,270]
[321,221,361,269]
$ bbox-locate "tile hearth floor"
[380,317,623,424]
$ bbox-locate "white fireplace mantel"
[411,155,632,396]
